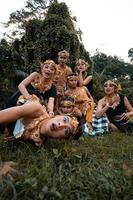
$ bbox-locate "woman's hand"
[0,161,18,176]
[121,113,129,121]
[79,68,85,73]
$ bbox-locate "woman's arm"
[47,97,55,116]
[0,101,45,124]
[18,72,38,100]
[79,72,92,86]
[124,96,133,118]
[46,84,57,116]
[84,87,94,101]
[96,98,110,118]
[82,75,92,86]
[68,67,72,74]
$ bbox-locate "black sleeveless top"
[106,93,126,120]
[6,83,56,108]
[86,79,93,96]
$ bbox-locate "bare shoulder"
[83,75,92,84]
[85,75,92,81]
[31,72,39,77]
[98,97,105,105]
[29,72,40,80]
[83,86,88,91]
[67,66,72,73]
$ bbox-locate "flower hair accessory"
[70,116,79,135]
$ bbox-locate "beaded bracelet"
[49,111,54,117]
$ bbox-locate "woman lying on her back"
[0,99,82,146]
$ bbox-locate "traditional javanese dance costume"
[66,86,94,124]
[13,98,79,146]
[53,64,71,95]
[14,99,50,146]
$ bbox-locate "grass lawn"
[0,132,133,200]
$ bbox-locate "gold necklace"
[33,75,52,93]
[104,94,120,109]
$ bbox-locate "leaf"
[53,148,58,155]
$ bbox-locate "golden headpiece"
[58,50,69,58]
[69,116,79,135]
[112,79,122,91]
[60,96,75,107]
[67,73,79,81]
[60,100,75,107]
[76,59,89,67]
[41,59,57,73]
[104,79,122,92]
[76,58,93,69]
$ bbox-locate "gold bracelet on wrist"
[49,111,54,117]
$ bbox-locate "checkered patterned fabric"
[92,109,109,134]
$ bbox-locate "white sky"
[0,0,133,63]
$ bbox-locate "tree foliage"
[3,0,55,39]
[0,0,133,105]
[21,1,90,72]
[128,48,133,63]
[0,39,12,88]
[92,51,133,102]
[0,1,90,87]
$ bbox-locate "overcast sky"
[0,0,133,62]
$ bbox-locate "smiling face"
[40,115,78,139]
[103,80,117,95]
[41,60,56,79]
[58,96,75,115]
